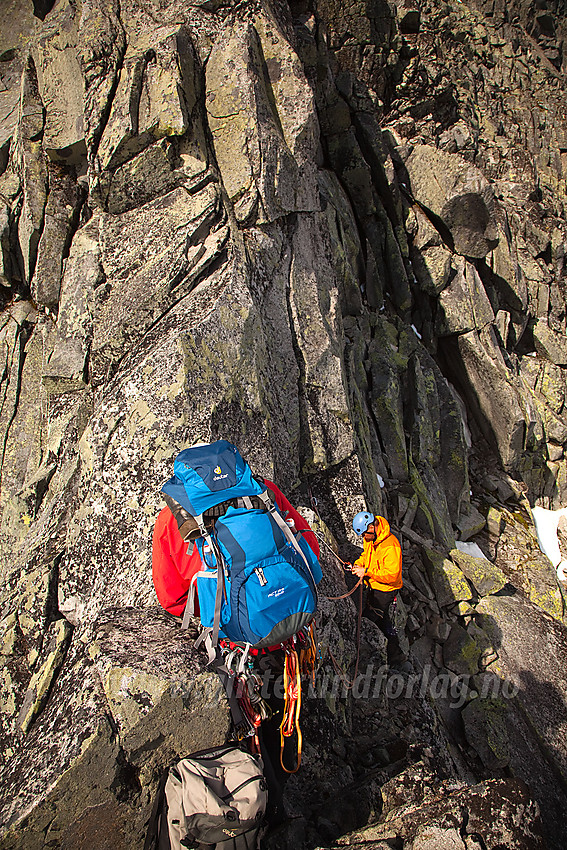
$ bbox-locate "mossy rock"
[450,549,507,597]
[443,622,482,676]
[423,548,472,608]
[462,697,510,769]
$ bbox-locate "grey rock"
[411,243,453,296]
[399,144,498,258]
[533,318,567,366]
[42,215,103,391]
[462,697,510,770]
[437,259,495,335]
[0,305,44,575]
[288,212,355,469]
[423,549,472,608]
[0,203,10,293]
[77,0,126,158]
[17,618,73,733]
[410,825,466,849]
[94,26,202,209]
[0,52,24,168]
[206,18,319,224]
[14,54,48,284]
[104,137,179,215]
[0,609,230,849]
[476,593,567,832]
[397,778,545,848]
[350,774,545,848]
[31,161,84,307]
[2,2,567,848]
[409,460,456,551]
[91,183,229,382]
[367,324,409,482]
[455,502,486,542]
[488,225,528,312]
[33,0,86,162]
[453,327,534,473]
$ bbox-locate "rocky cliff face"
[0,0,566,848]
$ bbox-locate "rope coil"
[279,642,302,774]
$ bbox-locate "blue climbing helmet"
[352,511,374,536]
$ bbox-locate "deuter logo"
[212,464,229,481]
[268,587,285,598]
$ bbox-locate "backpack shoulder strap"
[144,764,172,850]
[257,491,316,582]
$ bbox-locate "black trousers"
[363,588,405,663]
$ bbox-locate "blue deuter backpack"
[161,441,321,657]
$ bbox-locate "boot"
[387,636,412,673]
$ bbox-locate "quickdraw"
[219,646,273,751]
[236,674,263,753]
[298,621,317,687]
[280,641,302,774]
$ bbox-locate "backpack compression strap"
[181,514,226,655]
[257,491,317,584]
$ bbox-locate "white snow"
[531,505,567,580]
[455,540,489,561]
[376,473,385,488]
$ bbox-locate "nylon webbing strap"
[182,573,200,629]
[258,491,315,582]
[194,628,217,664]
[143,763,170,850]
[208,534,226,650]
[210,655,248,738]
[181,513,211,631]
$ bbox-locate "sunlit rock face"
[0,0,566,848]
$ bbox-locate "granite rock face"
[1,0,567,848]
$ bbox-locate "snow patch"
[531,506,567,578]
[455,540,489,561]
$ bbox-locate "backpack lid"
[162,440,265,517]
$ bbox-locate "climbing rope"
[280,641,302,774]
[311,531,365,690]
[298,621,318,686]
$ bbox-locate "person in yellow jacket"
[351,511,408,668]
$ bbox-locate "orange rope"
[299,621,317,686]
[280,644,302,773]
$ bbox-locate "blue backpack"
[161,441,322,657]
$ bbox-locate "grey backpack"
[144,745,268,850]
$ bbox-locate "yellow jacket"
[354,516,403,592]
